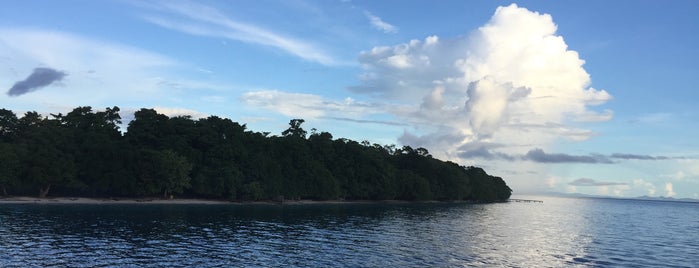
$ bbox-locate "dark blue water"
[1,196,697,267]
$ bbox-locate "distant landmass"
[0,106,512,202]
[539,192,699,203]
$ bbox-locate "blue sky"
[1,0,698,198]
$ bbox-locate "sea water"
[1,196,697,267]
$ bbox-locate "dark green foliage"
[0,107,512,201]
[465,167,512,201]
[15,112,76,198]
[0,108,19,142]
[0,143,20,196]
[281,119,307,138]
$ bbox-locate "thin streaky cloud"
[457,146,696,164]
[569,178,628,186]
[610,153,675,160]
[524,148,613,164]
[323,116,409,126]
[143,1,342,66]
[241,90,391,120]
[364,11,398,33]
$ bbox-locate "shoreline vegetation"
[0,106,512,202]
[0,196,501,205]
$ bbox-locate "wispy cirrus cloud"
[364,11,398,34]
[139,1,341,66]
[241,89,393,120]
[324,116,408,127]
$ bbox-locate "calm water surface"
[1,196,697,267]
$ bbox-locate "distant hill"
[538,192,699,203]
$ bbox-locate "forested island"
[0,106,511,202]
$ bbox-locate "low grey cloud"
[7,67,67,96]
[610,153,671,160]
[398,129,469,157]
[569,178,628,186]
[523,148,613,164]
[456,146,692,165]
[457,142,516,161]
[456,146,613,164]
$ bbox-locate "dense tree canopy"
[0,106,511,201]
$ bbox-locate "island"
[0,106,511,202]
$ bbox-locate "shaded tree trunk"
[39,184,51,198]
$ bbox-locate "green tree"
[0,107,514,202]
[0,109,19,142]
[396,170,432,200]
[0,143,19,196]
[282,119,307,139]
[158,150,192,198]
[61,106,125,196]
[133,149,192,198]
[188,116,249,199]
[241,181,264,200]
[126,108,170,149]
[16,112,75,198]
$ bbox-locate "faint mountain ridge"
[538,191,699,203]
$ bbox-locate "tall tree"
[282,119,307,139]
[157,150,192,199]
[61,106,125,196]
[0,109,19,142]
[16,112,75,198]
[0,143,19,196]
[126,108,170,149]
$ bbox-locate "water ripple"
[1,198,698,267]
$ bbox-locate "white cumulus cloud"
[351,4,612,161]
[634,179,657,196]
[665,182,676,197]
[154,106,208,119]
[242,4,614,184]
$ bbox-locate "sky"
[1,0,698,199]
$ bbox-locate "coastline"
[0,196,233,205]
[0,196,455,205]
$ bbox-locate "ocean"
[1,196,697,267]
